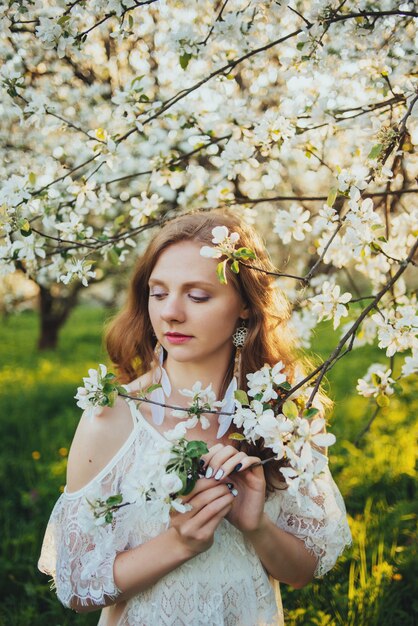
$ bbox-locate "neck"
[164,353,232,400]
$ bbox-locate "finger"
[213,451,249,479]
[190,491,235,528]
[186,482,232,514]
[230,455,265,477]
[199,443,224,470]
[180,475,229,504]
[202,445,242,480]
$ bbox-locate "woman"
[38,210,351,625]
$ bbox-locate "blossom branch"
[302,237,418,408]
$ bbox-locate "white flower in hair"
[200,226,240,258]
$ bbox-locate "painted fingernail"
[226,482,235,490]
[233,463,243,472]
[205,466,213,478]
[199,459,205,467]
[214,468,224,480]
[231,488,238,497]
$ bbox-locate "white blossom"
[356,364,395,398]
[59,259,96,287]
[273,205,312,244]
[401,349,418,377]
[309,281,352,329]
[129,192,163,227]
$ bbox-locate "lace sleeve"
[275,465,352,577]
[38,486,131,610]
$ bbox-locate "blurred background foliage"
[0,306,416,625]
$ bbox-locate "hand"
[169,477,234,556]
[200,444,266,534]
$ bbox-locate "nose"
[160,294,186,324]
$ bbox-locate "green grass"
[0,307,416,625]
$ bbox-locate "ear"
[239,302,250,320]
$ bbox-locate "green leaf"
[131,75,144,89]
[128,13,134,29]
[106,494,123,506]
[230,260,240,273]
[278,381,292,391]
[303,407,319,419]
[234,247,256,260]
[179,52,192,70]
[28,172,36,186]
[282,400,299,420]
[368,143,384,160]
[144,383,162,394]
[105,512,113,524]
[107,390,118,407]
[57,15,71,26]
[234,389,249,405]
[185,440,209,458]
[216,260,228,284]
[108,248,121,266]
[371,372,381,387]
[228,432,246,441]
[326,187,338,207]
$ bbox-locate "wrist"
[242,513,271,540]
[167,526,201,561]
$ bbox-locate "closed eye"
[149,293,167,300]
[188,295,210,303]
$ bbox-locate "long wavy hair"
[106,210,329,491]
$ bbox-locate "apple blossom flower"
[402,349,418,377]
[200,226,240,259]
[356,363,395,398]
[273,205,312,244]
[59,259,96,288]
[309,281,352,329]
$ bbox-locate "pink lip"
[165,332,193,344]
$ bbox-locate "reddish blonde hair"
[106,210,327,490]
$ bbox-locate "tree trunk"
[37,284,81,350]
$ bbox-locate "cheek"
[200,298,241,334]
[148,300,158,325]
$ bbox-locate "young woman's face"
[148,240,248,366]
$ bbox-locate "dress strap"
[122,384,140,427]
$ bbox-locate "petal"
[313,433,336,447]
[211,225,229,243]
[200,246,222,258]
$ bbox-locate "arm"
[243,514,317,588]
[112,479,235,604]
[70,479,235,613]
[200,444,351,589]
[42,404,235,613]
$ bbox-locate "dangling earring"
[150,341,171,425]
[154,340,164,366]
[232,320,248,381]
[232,321,248,348]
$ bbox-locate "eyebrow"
[148,279,216,289]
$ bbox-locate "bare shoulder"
[66,396,134,493]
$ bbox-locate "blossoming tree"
[1,1,417,401]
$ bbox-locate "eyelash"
[149,294,210,303]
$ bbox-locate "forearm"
[114,526,195,602]
[244,513,317,588]
[71,527,195,613]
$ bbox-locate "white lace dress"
[38,398,351,626]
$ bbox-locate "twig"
[354,405,381,447]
